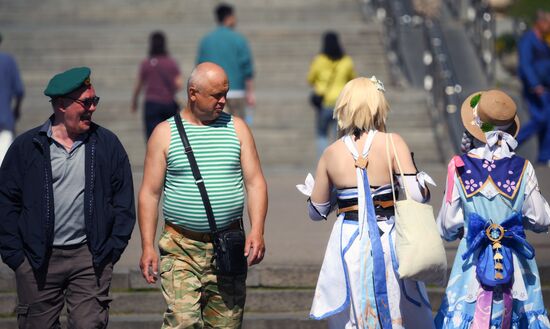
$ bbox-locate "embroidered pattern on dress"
[482,160,496,172]
[457,155,527,199]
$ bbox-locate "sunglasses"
[63,96,100,108]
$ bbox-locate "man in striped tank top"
[138,62,268,328]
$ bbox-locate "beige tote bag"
[386,133,447,285]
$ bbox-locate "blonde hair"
[334,77,389,137]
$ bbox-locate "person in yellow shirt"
[308,31,356,158]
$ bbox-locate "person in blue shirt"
[196,3,255,122]
[0,33,24,165]
[516,10,550,164]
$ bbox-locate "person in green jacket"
[196,3,255,122]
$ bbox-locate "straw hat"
[460,89,520,143]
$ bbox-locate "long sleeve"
[518,31,543,90]
[0,141,24,270]
[522,162,550,233]
[196,36,206,65]
[396,172,436,203]
[307,55,321,87]
[238,36,254,80]
[437,174,464,241]
[107,139,136,264]
[11,57,24,98]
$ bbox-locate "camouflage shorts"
[158,229,247,329]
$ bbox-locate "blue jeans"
[517,91,550,162]
[316,107,336,158]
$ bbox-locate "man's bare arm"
[234,117,267,265]
[138,121,170,283]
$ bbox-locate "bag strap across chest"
[173,114,219,235]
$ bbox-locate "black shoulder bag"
[173,114,247,276]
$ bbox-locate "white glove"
[296,173,315,197]
[416,171,437,188]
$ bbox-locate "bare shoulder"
[232,115,253,142]
[321,138,346,162]
[232,115,247,131]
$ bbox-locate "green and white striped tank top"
[163,112,244,232]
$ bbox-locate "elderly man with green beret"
[0,67,136,328]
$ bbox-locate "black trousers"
[144,100,179,140]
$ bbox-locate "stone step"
[3,262,550,293]
[14,63,389,93]
[0,0,365,25]
[4,23,385,92]
[14,101,434,169]
[0,312,327,329]
[15,85,424,113]
[0,290,313,315]
[10,46,386,72]
[4,25,382,47]
[0,286,547,328]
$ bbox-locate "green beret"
[44,67,92,97]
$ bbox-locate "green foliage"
[470,94,482,108]
[495,33,517,56]
[507,0,550,23]
[481,122,495,133]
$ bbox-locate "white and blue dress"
[436,146,550,329]
[309,131,435,329]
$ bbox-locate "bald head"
[185,62,229,122]
[187,62,228,93]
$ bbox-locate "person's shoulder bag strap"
[173,114,218,235]
[322,59,340,96]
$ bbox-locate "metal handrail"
[366,0,465,154]
[469,0,496,83]
[423,19,463,154]
[367,0,416,84]
[445,0,496,83]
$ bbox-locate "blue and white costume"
[435,145,550,329]
[304,131,435,329]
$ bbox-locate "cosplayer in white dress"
[299,130,437,329]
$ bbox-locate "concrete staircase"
[0,0,389,170]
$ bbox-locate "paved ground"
[115,161,550,279]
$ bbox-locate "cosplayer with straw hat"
[435,89,550,328]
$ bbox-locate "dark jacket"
[0,120,135,271]
[518,29,550,91]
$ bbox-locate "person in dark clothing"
[516,10,550,164]
[0,67,135,329]
[0,33,24,165]
[132,31,183,140]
